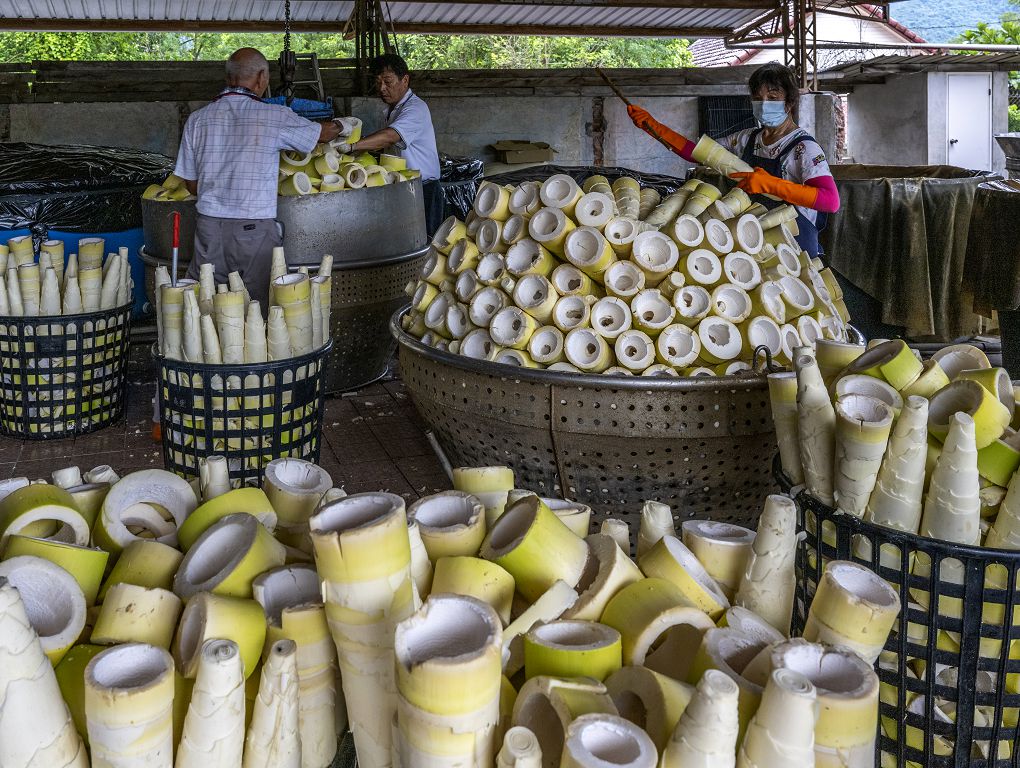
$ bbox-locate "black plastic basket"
[777,458,1020,768]
[0,304,132,438]
[157,341,331,486]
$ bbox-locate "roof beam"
[391,21,734,35]
[404,0,777,9]
[0,17,345,32]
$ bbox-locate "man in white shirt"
[336,53,443,236]
[175,48,341,309]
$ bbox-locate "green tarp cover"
[964,180,1020,316]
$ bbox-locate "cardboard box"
[489,140,556,164]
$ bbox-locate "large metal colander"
[393,312,778,531]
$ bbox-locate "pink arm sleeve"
[805,175,840,214]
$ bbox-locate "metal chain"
[283,0,292,55]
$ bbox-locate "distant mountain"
[889,0,1016,41]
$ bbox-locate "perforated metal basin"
[327,249,429,393]
[393,313,778,530]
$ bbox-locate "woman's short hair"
[748,62,801,123]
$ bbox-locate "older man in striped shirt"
[175,48,341,310]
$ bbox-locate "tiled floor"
[0,341,452,505]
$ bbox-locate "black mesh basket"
[157,341,331,486]
[0,304,131,438]
[777,458,1020,768]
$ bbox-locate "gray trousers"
[187,214,282,313]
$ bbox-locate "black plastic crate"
[157,341,331,486]
[777,458,1020,768]
[0,304,131,438]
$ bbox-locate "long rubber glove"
[627,105,697,163]
[731,167,841,212]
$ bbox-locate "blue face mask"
[752,100,788,127]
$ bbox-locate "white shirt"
[176,89,321,220]
[721,128,832,225]
[385,89,441,182]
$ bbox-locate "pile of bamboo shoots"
[0,456,893,768]
[156,249,332,364]
[0,235,131,316]
[400,173,851,376]
[278,119,420,196]
[0,457,349,768]
[142,174,195,202]
[772,338,1020,760]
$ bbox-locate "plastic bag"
[440,154,485,221]
[0,142,173,236]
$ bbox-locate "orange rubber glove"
[627,104,696,161]
[731,167,819,209]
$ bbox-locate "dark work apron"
[739,127,828,258]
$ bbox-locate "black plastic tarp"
[0,142,174,236]
[440,154,484,221]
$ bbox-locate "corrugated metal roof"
[0,0,780,36]
[819,52,1020,85]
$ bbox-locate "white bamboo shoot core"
[757,205,798,232]
[523,618,622,682]
[767,372,804,485]
[394,594,503,768]
[669,214,705,253]
[551,264,594,296]
[527,208,574,257]
[509,183,542,216]
[588,297,631,339]
[864,394,928,540]
[833,394,894,520]
[604,217,640,256]
[480,495,590,601]
[698,317,743,364]
[421,250,450,286]
[644,190,691,229]
[726,214,764,256]
[796,353,836,506]
[528,326,566,365]
[612,177,642,220]
[0,556,86,664]
[506,240,555,278]
[711,284,752,324]
[673,286,711,327]
[474,255,505,288]
[703,219,735,257]
[691,135,753,176]
[408,490,486,563]
[802,561,900,664]
[502,214,529,246]
[631,289,675,335]
[601,578,715,681]
[540,174,584,217]
[551,294,593,335]
[475,181,512,221]
[736,668,817,768]
[461,329,500,361]
[90,583,181,648]
[920,411,981,544]
[562,714,658,768]
[468,287,507,328]
[175,639,245,768]
[604,260,645,301]
[604,665,695,753]
[615,330,657,371]
[653,324,699,368]
[744,316,782,359]
[928,379,1010,449]
[433,217,466,255]
[734,494,797,635]
[931,342,990,379]
[514,274,559,325]
[632,232,680,285]
[498,726,542,768]
[491,307,540,350]
[680,249,722,288]
[448,238,480,274]
[0,577,87,768]
[723,253,762,292]
[835,375,902,416]
[639,534,730,619]
[564,327,614,372]
[244,639,301,768]
[85,643,175,768]
[511,676,616,768]
[267,305,292,360]
[576,192,617,229]
[661,668,739,768]
[681,520,755,600]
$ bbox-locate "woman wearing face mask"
[626,62,840,258]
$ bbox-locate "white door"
[947,73,992,171]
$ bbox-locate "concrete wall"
[0,89,841,177]
[848,70,1009,174]
[847,72,929,166]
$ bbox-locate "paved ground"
[0,341,452,504]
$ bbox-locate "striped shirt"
[176,88,322,220]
